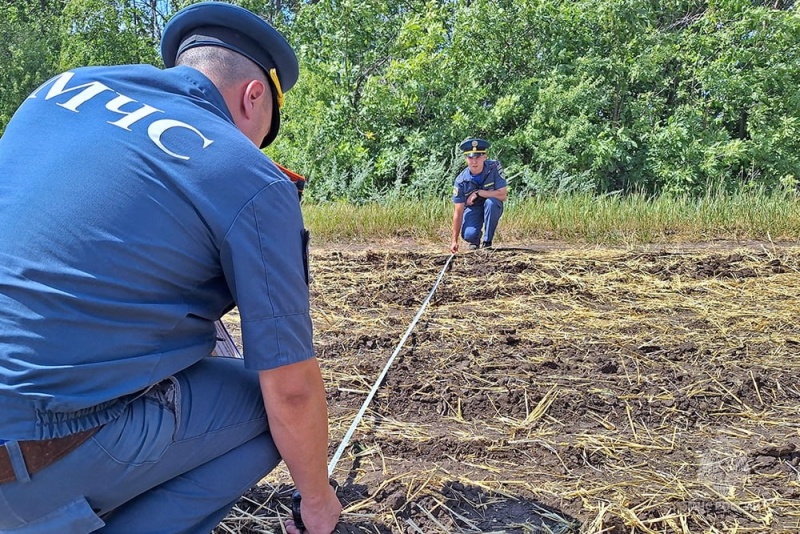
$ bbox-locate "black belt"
[0,427,99,484]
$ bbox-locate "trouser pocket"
[91,378,178,466]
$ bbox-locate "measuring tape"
[292,252,455,530]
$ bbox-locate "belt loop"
[4,441,31,483]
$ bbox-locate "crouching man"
[450,137,508,253]
[0,2,340,533]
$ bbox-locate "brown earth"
[217,241,800,534]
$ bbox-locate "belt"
[0,427,100,484]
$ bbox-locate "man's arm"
[472,186,507,202]
[451,202,465,253]
[259,359,341,534]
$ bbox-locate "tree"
[59,0,161,68]
[0,1,64,134]
[274,0,800,199]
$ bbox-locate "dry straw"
[217,242,800,533]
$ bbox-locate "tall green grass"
[302,190,800,246]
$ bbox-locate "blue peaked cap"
[161,2,299,148]
[460,138,490,156]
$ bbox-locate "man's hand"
[450,240,459,254]
[466,190,481,206]
[284,484,341,534]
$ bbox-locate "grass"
[301,190,800,246]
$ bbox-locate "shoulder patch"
[498,165,506,180]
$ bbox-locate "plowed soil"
[217,241,800,534]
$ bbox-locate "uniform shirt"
[0,65,313,440]
[451,159,507,204]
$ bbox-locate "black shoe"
[482,241,493,248]
[468,243,479,250]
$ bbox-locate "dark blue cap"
[161,2,299,147]
[459,138,490,156]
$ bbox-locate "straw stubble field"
[217,241,800,534]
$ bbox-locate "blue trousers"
[0,357,279,533]
[461,198,504,245]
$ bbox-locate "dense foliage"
[1,0,798,199]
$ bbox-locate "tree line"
[1,0,798,200]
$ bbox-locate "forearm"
[259,359,330,497]
[451,209,463,243]
[478,187,507,202]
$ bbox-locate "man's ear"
[241,79,268,120]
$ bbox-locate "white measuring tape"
[326,252,455,474]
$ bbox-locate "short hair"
[176,46,267,91]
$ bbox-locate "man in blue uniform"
[0,3,340,533]
[450,138,508,253]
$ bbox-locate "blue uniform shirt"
[0,65,313,440]
[452,159,507,204]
